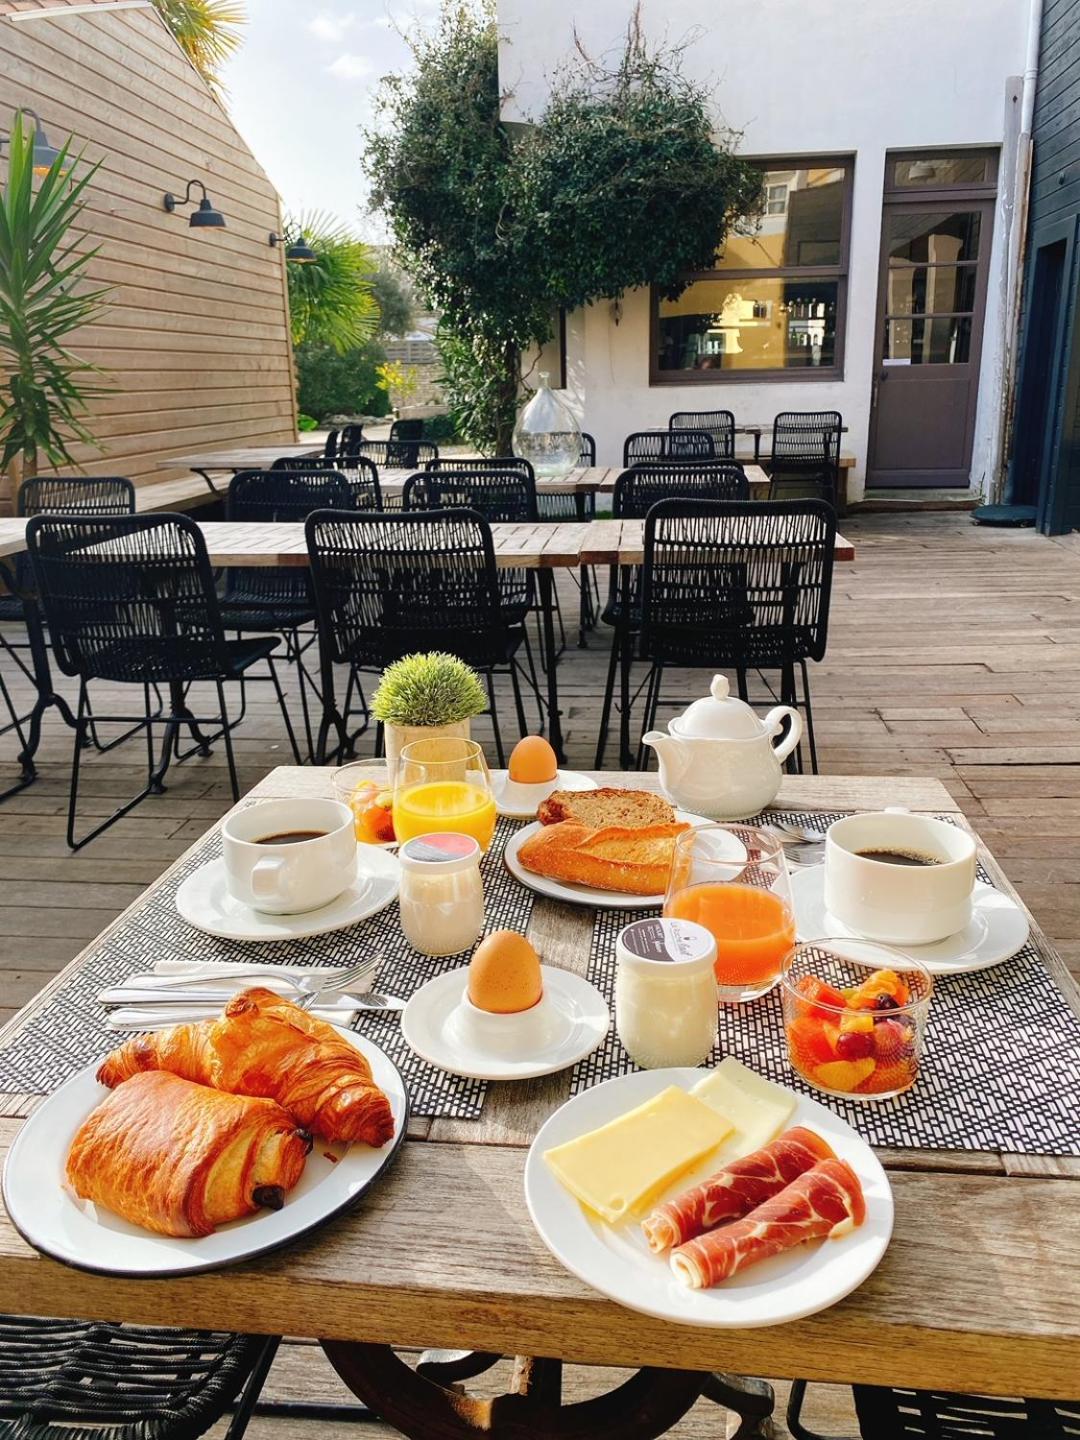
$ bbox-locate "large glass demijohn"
[513,372,582,479]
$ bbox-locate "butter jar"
[614,917,718,1069]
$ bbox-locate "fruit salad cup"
[779,940,933,1100]
[330,760,396,846]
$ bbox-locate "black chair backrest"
[405,466,538,522]
[623,430,716,467]
[337,424,367,461]
[305,509,506,670]
[389,418,424,443]
[348,438,439,471]
[271,454,380,509]
[771,411,842,467]
[613,462,749,519]
[18,476,135,518]
[669,410,736,459]
[640,498,836,665]
[228,469,352,522]
[425,455,535,482]
[579,433,597,466]
[323,428,340,463]
[25,512,230,683]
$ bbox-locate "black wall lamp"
[0,108,64,175]
[270,231,317,263]
[164,179,226,229]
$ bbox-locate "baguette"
[517,821,689,896]
[538,787,676,829]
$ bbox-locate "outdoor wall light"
[270,231,317,263]
[0,108,64,175]
[163,179,226,229]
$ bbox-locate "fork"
[139,956,381,995]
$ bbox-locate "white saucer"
[789,865,1030,975]
[176,852,400,941]
[491,769,598,819]
[401,965,610,1080]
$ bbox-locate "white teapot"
[641,675,803,820]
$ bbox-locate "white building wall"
[499,0,1031,500]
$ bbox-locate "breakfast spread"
[97,987,396,1146]
[783,964,925,1096]
[66,1071,312,1238]
[467,930,543,1013]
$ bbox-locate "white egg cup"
[498,773,561,816]
[446,989,568,1057]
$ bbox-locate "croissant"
[66,1071,311,1237]
[96,988,395,1147]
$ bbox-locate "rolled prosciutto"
[670,1158,866,1290]
[641,1126,837,1253]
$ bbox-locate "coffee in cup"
[222,798,357,914]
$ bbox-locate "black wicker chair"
[579,432,597,466]
[0,1317,277,1440]
[323,427,341,462]
[389,417,424,445]
[352,438,438,471]
[593,465,750,768]
[305,509,532,767]
[26,512,299,849]
[787,1381,1080,1439]
[335,423,367,460]
[270,453,381,510]
[222,468,354,758]
[769,410,842,505]
[669,409,736,459]
[624,499,835,772]
[623,430,716,467]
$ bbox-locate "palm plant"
[0,114,112,482]
[153,0,246,93]
[285,211,380,354]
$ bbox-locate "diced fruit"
[836,1029,874,1062]
[839,1012,874,1034]
[847,968,911,1009]
[858,1059,917,1095]
[812,1058,876,1093]
[873,1018,914,1064]
[793,975,848,1020]
[358,804,395,844]
[786,1017,839,1071]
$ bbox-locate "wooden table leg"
[321,1341,715,1440]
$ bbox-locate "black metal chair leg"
[267,656,302,764]
[800,659,819,774]
[485,670,506,768]
[618,568,636,770]
[510,660,529,738]
[223,1336,282,1440]
[289,629,316,762]
[635,663,662,770]
[595,625,620,769]
[703,1372,777,1440]
[217,679,241,800]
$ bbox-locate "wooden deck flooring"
[2,510,1077,1435]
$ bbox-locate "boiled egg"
[508,736,558,785]
[468,931,543,1014]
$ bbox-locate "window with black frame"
[652,158,853,382]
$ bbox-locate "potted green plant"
[372,653,487,780]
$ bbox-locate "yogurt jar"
[398,832,485,956]
[614,917,719,1069]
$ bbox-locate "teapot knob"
[709,675,731,702]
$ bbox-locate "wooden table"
[0,768,1076,1433]
[160,444,324,492]
[377,465,774,502]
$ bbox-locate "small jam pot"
[614,917,719,1069]
[398,832,485,956]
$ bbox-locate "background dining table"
[0,766,1076,1429]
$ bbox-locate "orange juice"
[664,882,796,988]
[392,780,497,851]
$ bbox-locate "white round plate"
[2,1028,409,1277]
[503,812,737,909]
[401,965,610,1080]
[176,851,400,941]
[491,769,598,820]
[524,1068,892,1329]
[790,865,1030,976]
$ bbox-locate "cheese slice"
[544,1086,733,1224]
[691,1058,797,1164]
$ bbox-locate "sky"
[221,0,440,239]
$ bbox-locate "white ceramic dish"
[2,1028,408,1277]
[401,965,610,1081]
[491,769,598,819]
[176,851,400,941]
[524,1068,893,1329]
[790,865,1030,976]
[503,812,736,910]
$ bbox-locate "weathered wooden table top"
[159,444,324,471]
[376,465,773,496]
[0,769,1076,1396]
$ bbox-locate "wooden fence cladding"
[0,2,298,505]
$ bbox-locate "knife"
[105,995,404,1029]
[98,986,362,1008]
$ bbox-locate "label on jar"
[401,833,478,865]
[618,917,714,965]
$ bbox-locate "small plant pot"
[383,719,471,786]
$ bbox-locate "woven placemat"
[571,810,1080,1156]
[0,815,534,1120]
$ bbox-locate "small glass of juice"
[663,825,795,1002]
[392,737,497,851]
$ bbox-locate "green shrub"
[297,413,318,432]
[420,412,460,445]
[296,341,391,423]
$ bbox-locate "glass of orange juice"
[392,737,497,851]
[663,825,795,1002]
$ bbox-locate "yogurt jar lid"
[399,832,481,875]
[615,917,716,974]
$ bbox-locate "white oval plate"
[2,1028,408,1277]
[491,769,598,820]
[503,812,737,909]
[401,965,610,1080]
[790,865,1030,975]
[176,850,400,941]
[524,1068,892,1329]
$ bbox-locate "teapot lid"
[669,675,765,739]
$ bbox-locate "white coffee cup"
[823,810,977,945]
[221,798,357,914]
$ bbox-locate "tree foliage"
[286,211,380,354]
[153,0,246,93]
[366,2,763,450]
[369,263,416,338]
[0,115,112,479]
[295,341,390,423]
